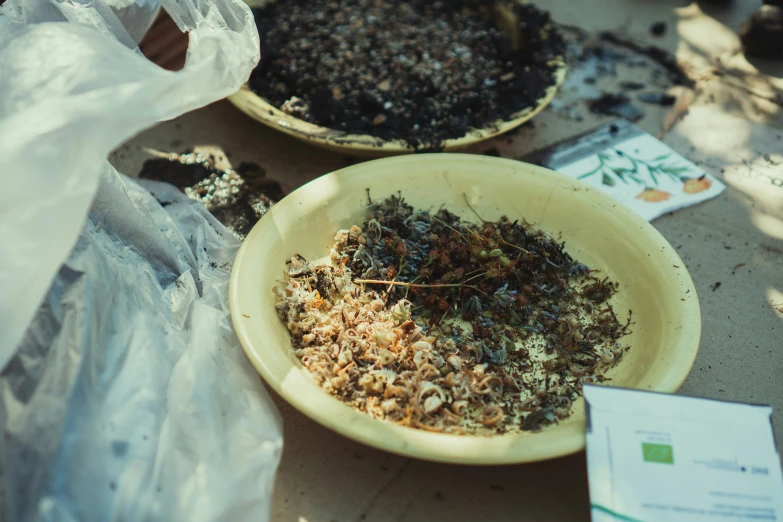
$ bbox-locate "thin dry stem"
[354,279,487,295]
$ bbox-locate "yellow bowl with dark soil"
[228,0,567,156]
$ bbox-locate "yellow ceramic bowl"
[228,0,567,156]
[230,154,701,464]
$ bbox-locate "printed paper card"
[524,120,726,221]
[584,385,783,522]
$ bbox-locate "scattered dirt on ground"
[138,153,283,240]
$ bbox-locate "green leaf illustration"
[578,163,603,179]
[663,166,691,175]
[577,149,694,189]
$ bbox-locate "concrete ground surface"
[112,0,783,520]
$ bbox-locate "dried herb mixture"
[275,195,631,434]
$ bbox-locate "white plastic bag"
[106,0,161,43]
[3,174,283,522]
[0,0,283,520]
[0,0,259,382]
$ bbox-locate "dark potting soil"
[637,92,676,106]
[740,5,783,59]
[248,0,565,149]
[649,21,667,37]
[138,153,283,240]
[587,93,645,122]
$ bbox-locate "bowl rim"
[229,154,702,465]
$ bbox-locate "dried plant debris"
[274,195,632,434]
[139,153,283,240]
[249,0,565,150]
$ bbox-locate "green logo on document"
[642,443,674,464]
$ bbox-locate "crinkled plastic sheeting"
[0,0,283,520]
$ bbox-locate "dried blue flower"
[569,263,590,276]
[493,283,517,309]
[465,295,482,315]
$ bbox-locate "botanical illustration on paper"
[576,149,712,203]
